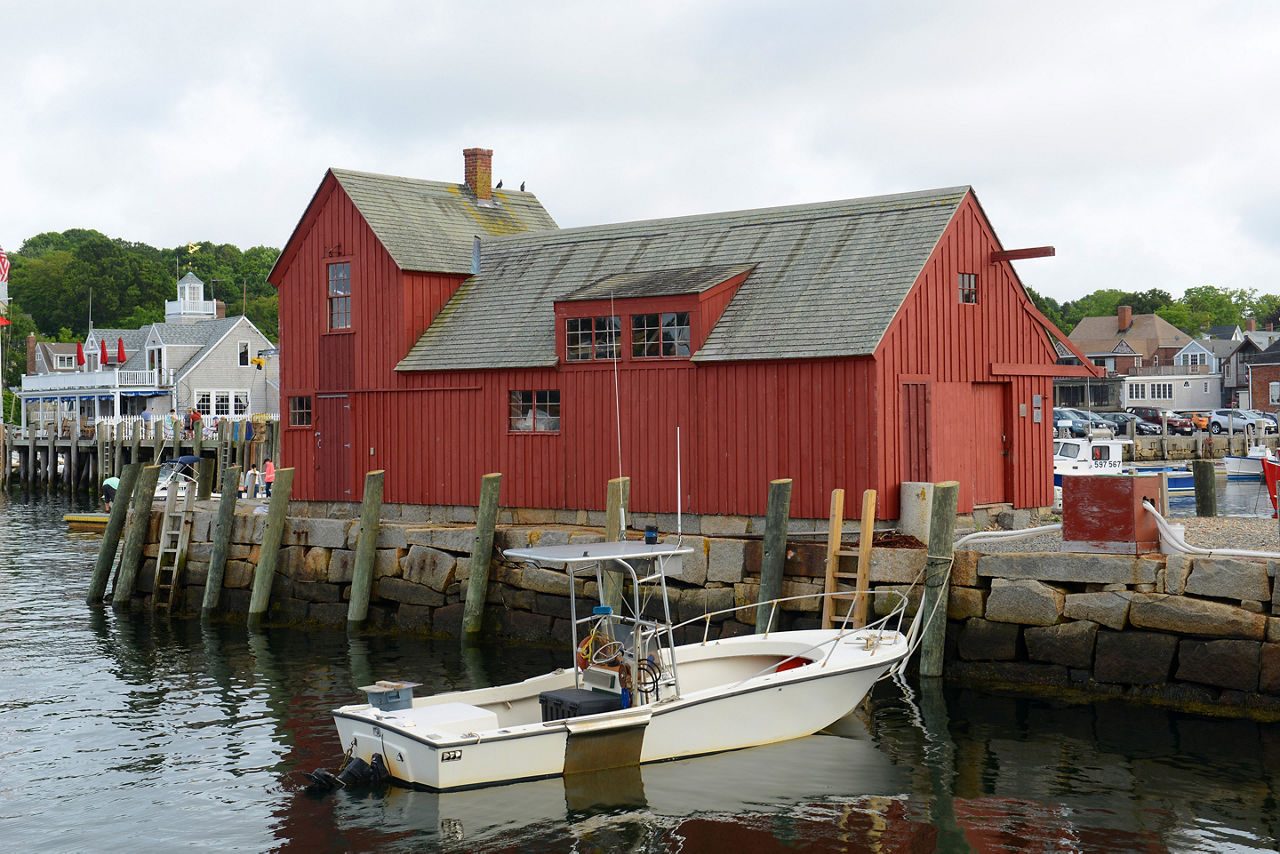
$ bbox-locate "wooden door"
[972,383,1009,504]
[315,394,352,501]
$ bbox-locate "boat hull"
[332,628,908,791]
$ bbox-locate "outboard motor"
[304,753,388,794]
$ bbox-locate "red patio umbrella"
[76,341,86,366]
[99,339,108,366]
[117,336,126,364]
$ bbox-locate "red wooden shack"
[270,149,1100,519]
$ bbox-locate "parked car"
[1053,408,1090,437]
[1244,409,1279,429]
[1126,407,1195,435]
[1208,408,1277,435]
[1059,408,1115,437]
[1178,411,1211,431]
[1098,411,1161,435]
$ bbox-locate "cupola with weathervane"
[166,272,219,324]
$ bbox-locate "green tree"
[1181,285,1248,329]
[1156,302,1198,332]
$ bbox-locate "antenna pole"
[676,425,683,540]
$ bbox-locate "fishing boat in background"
[319,541,913,792]
[1223,445,1273,479]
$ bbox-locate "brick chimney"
[1117,305,1132,332]
[463,147,493,201]
[1247,316,1256,332]
[215,299,226,320]
[26,333,36,375]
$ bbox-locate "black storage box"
[539,688,623,722]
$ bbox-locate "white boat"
[325,541,912,792]
[1053,436,1130,486]
[1222,445,1273,479]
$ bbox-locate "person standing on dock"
[101,476,120,511]
[263,458,275,497]
[241,464,259,498]
[140,407,153,438]
[166,409,178,438]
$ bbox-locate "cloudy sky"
[2,1,1277,303]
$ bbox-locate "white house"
[19,273,279,433]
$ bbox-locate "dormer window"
[566,316,620,361]
[632,312,690,358]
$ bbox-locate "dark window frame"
[958,272,978,304]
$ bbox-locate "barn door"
[972,383,1009,505]
[901,381,931,483]
[315,394,352,501]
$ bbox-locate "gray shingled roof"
[331,168,558,275]
[562,264,756,301]
[398,186,968,370]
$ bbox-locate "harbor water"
[2,492,1279,852]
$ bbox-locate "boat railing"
[670,587,910,645]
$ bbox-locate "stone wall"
[135,503,926,645]
[944,549,1280,715]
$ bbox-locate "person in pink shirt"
[263,458,276,497]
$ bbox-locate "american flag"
[0,246,9,283]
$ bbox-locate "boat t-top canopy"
[503,541,692,573]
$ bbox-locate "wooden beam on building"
[991,246,1055,262]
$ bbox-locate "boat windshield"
[1054,441,1082,460]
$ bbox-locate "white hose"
[1143,500,1280,560]
[954,524,1063,549]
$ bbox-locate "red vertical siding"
[874,193,1058,513]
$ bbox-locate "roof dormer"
[166,272,217,324]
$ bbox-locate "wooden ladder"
[822,488,876,629]
[152,487,195,612]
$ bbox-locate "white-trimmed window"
[1151,382,1173,400]
[1270,383,1279,406]
[239,341,250,366]
[328,262,351,330]
[957,273,978,304]
[55,354,75,369]
[195,390,250,417]
[1129,383,1146,400]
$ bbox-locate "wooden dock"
[2,419,278,495]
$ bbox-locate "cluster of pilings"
[2,419,278,495]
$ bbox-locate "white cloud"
[2,0,1279,303]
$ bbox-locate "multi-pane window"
[1151,382,1173,399]
[289,395,312,426]
[195,390,248,416]
[1271,383,1280,406]
[1129,383,1146,400]
[958,273,978,304]
[632,312,691,358]
[566,316,620,361]
[55,354,75,369]
[509,390,560,432]
[328,262,351,330]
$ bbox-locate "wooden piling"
[193,421,203,456]
[88,463,141,603]
[215,420,229,493]
[0,428,8,489]
[919,481,960,678]
[201,465,240,615]
[600,476,631,614]
[1192,459,1217,517]
[130,419,142,467]
[347,470,387,626]
[111,464,162,609]
[755,478,793,633]
[247,467,294,624]
[169,419,180,461]
[461,473,503,638]
[95,423,106,483]
[196,457,216,500]
[45,430,56,486]
[115,421,127,476]
[151,418,164,462]
[27,426,37,486]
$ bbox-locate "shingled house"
[272,150,1095,519]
